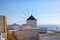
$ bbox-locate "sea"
[38,25,60,30]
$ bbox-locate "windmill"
[17,9,40,30]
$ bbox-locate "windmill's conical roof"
[27,15,37,20]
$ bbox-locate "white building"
[27,15,37,27]
[0,33,5,40]
[21,15,37,28]
[7,23,20,30]
[14,15,47,40]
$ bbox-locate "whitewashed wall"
[7,24,20,30]
[27,20,37,27]
[43,36,60,40]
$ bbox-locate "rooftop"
[27,15,37,20]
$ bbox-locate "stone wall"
[15,29,47,40]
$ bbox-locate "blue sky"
[0,0,60,25]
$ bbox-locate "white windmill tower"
[27,15,37,27]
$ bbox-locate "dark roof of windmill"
[27,15,37,20]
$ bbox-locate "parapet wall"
[15,28,47,40]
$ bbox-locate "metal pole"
[4,16,7,40]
